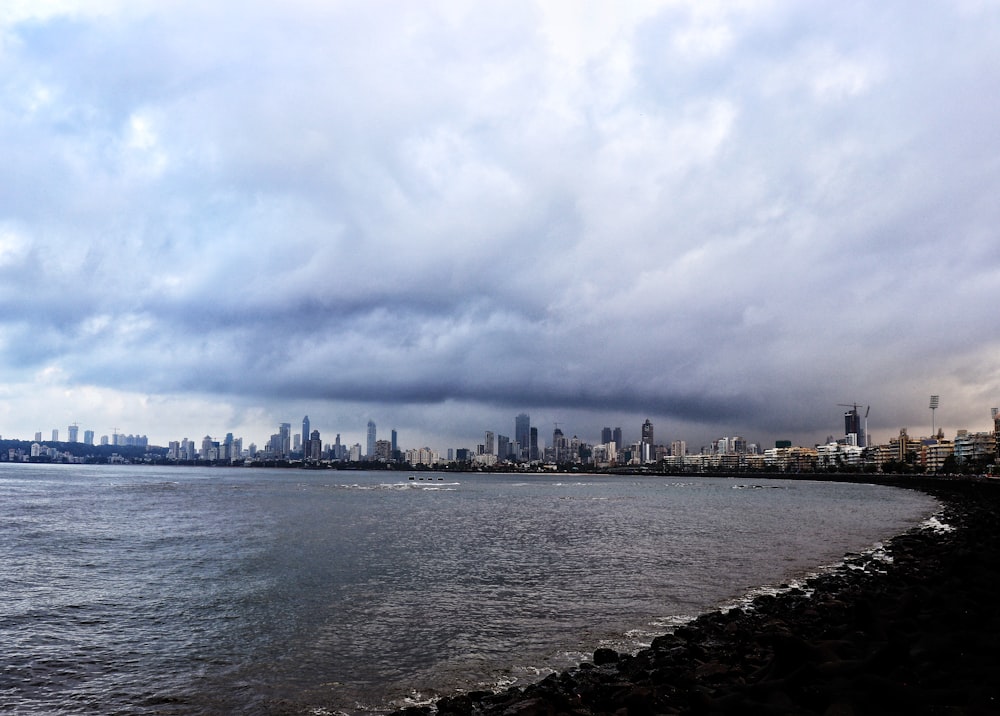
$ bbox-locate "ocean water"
[0,464,936,715]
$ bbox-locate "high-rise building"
[279,423,291,458]
[366,420,377,459]
[391,429,398,454]
[530,427,538,461]
[843,407,862,446]
[485,431,495,455]
[497,434,510,460]
[308,429,322,461]
[994,408,1000,460]
[515,413,530,461]
[552,427,566,463]
[51,429,59,442]
[641,419,653,448]
[83,429,95,446]
[613,427,623,450]
[637,420,655,463]
[302,416,310,452]
[201,435,216,460]
[601,427,612,445]
[374,439,392,462]
[68,424,79,443]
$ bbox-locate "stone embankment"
[393,477,1000,715]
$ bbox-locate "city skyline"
[2,3,1000,453]
[3,398,994,462]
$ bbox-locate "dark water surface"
[0,464,937,714]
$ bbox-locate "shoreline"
[392,476,1000,715]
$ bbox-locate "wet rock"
[592,648,619,666]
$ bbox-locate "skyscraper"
[497,434,510,460]
[515,413,530,461]
[601,427,612,445]
[68,424,79,443]
[302,416,310,453]
[366,420,376,459]
[613,427,623,451]
[843,407,861,446]
[485,431,495,455]
[552,427,566,463]
[308,429,322,460]
[641,419,654,463]
[530,427,538,461]
[279,423,291,458]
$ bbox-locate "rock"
[593,647,619,665]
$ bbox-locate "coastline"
[392,476,1000,715]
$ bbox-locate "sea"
[0,463,937,715]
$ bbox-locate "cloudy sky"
[2,0,999,453]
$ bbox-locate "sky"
[2,0,1000,453]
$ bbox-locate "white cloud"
[0,224,30,266]
[1,0,1000,448]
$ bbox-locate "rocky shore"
[392,477,1000,715]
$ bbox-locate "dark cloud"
[2,1,1000,449]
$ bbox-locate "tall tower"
[302,416,310,453]
[515,413,530,461]
[613,427,623,450]
[929,395,940,438]
[366,420,377,459]
[391,429,398,454]
[844,408,860,441]
[641,419,654,463]
[279,423,291,458]
[485,431,495,455]
[601,427,612,445]
[68,424,79,443]
[529,427,538,461]
[552,427,566,463]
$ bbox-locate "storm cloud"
[2,1,1000,451]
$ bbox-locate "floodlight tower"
[929,395,940,438]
